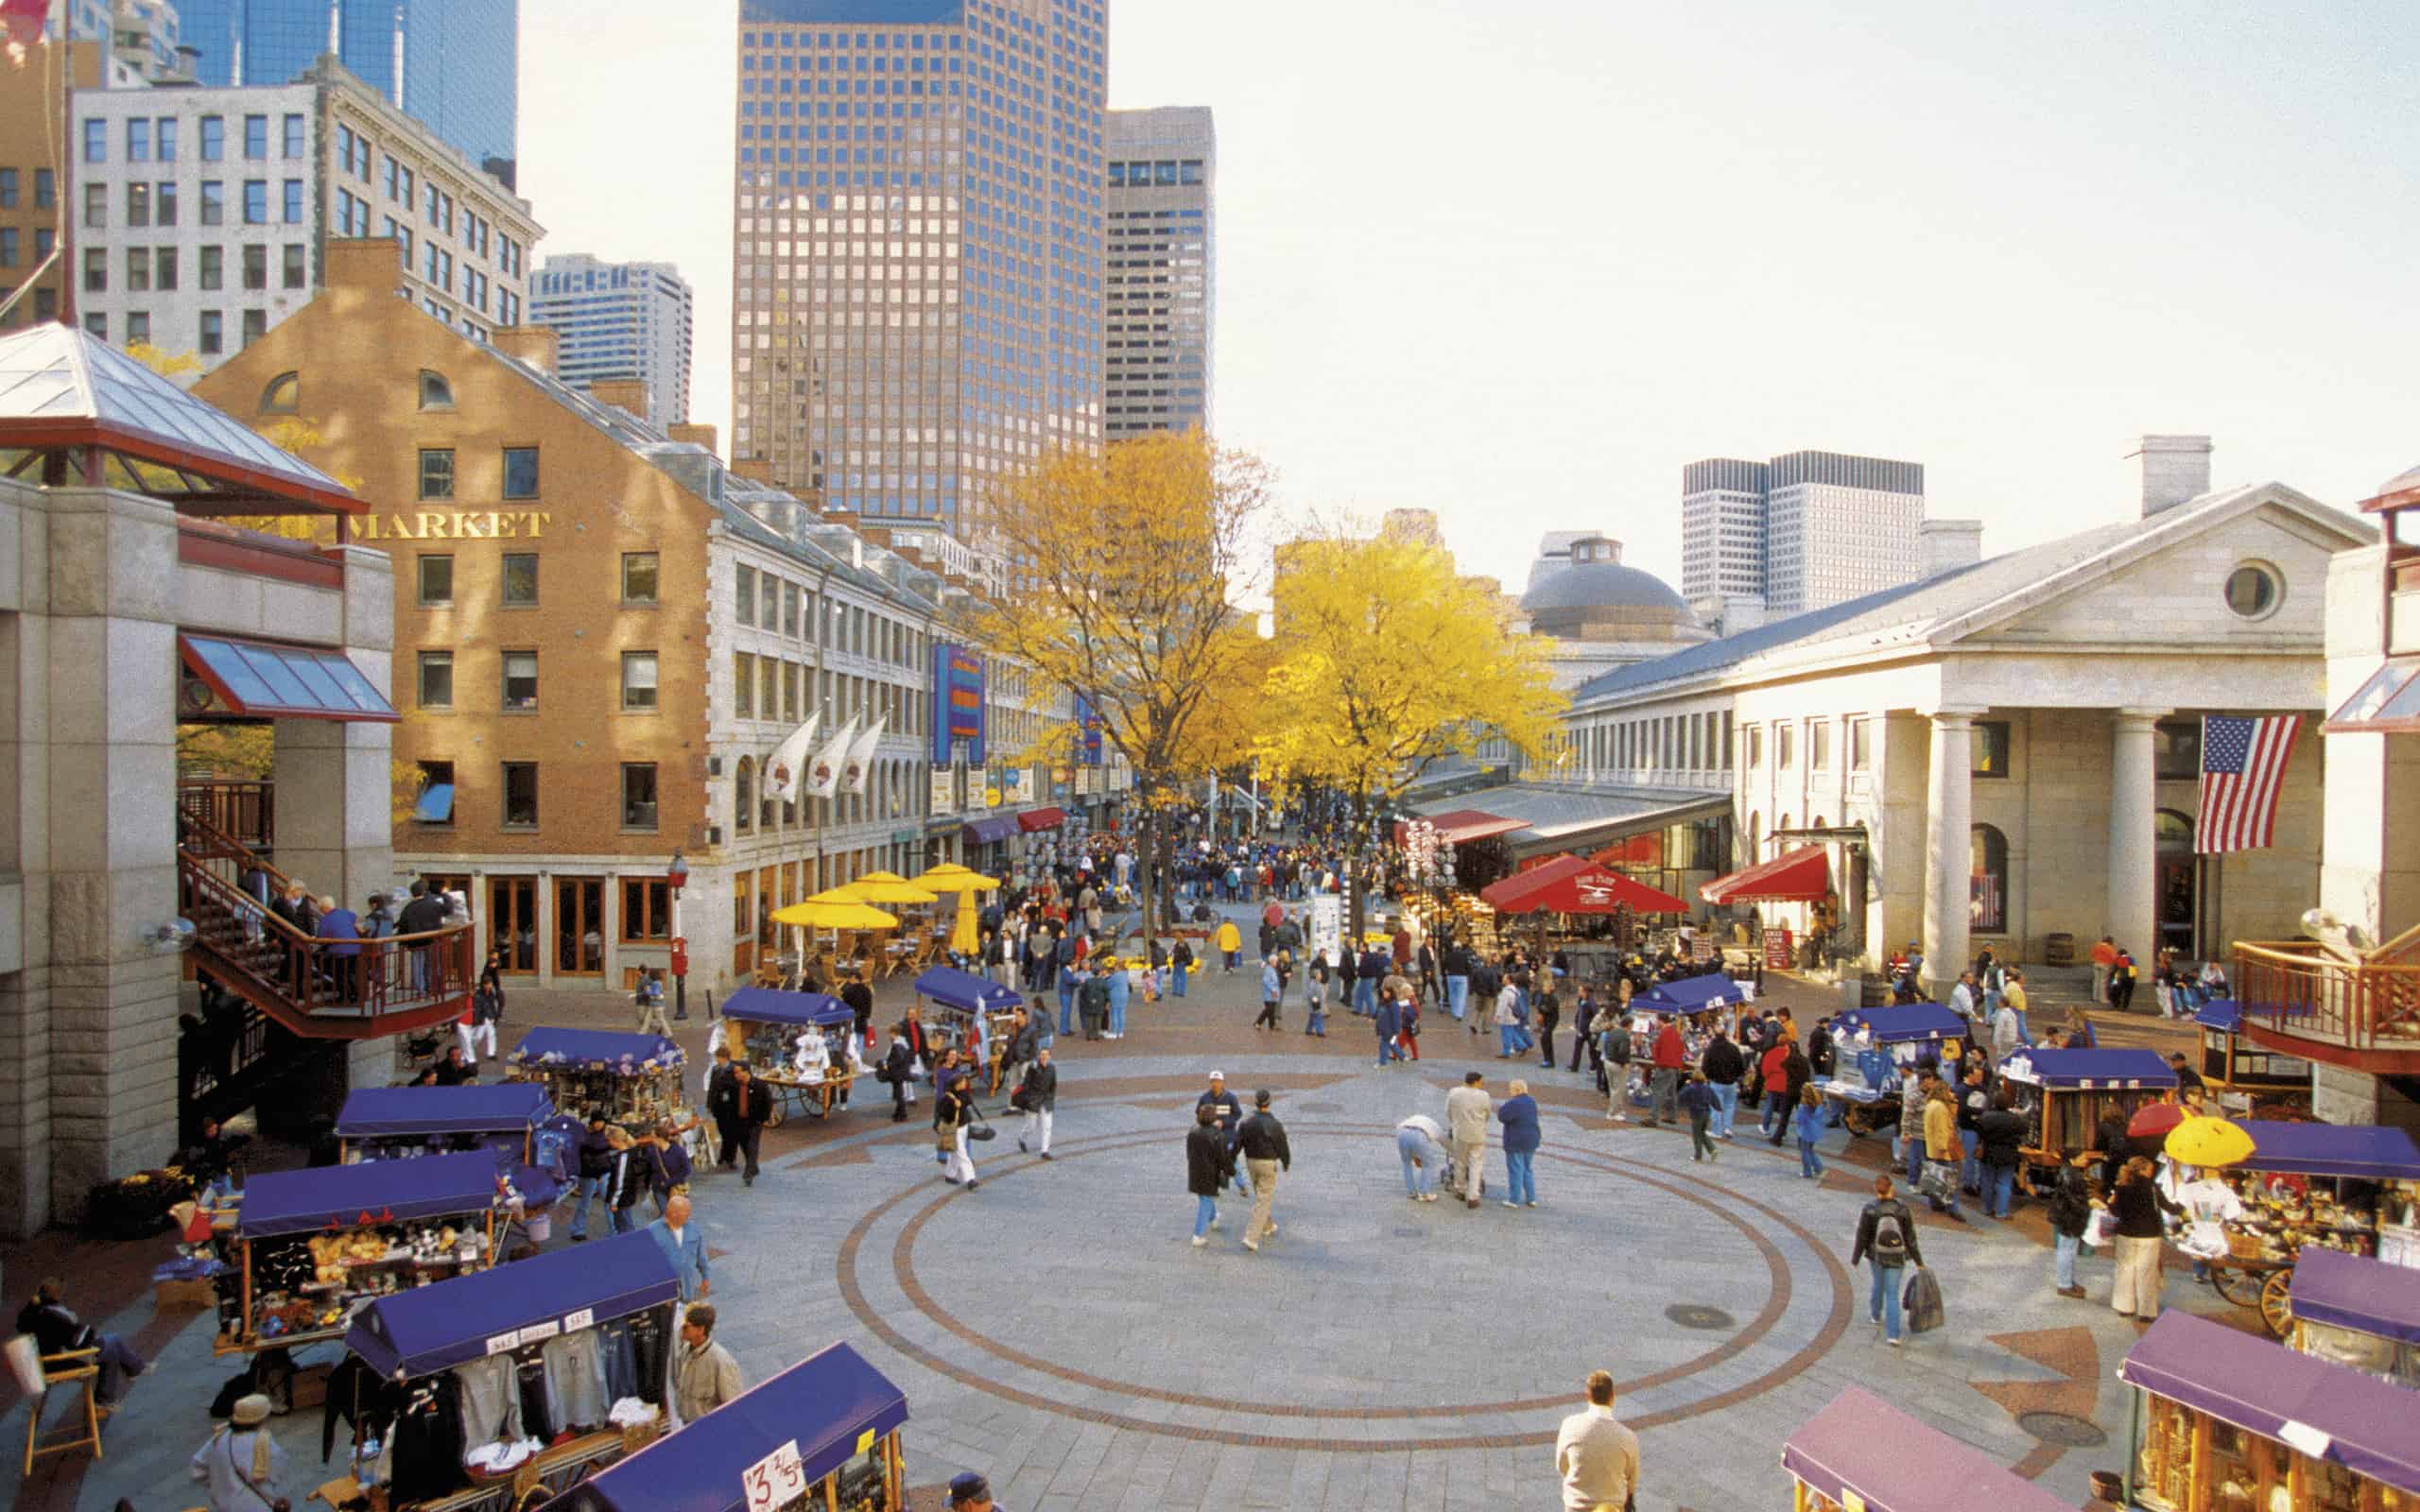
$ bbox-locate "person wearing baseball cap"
[948,1469,998,1508]
[1194,1071,1248,1198]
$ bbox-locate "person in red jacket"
[1645,1019,1686,1126]
[1759,1040,1793,1140]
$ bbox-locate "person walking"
[1679,1070,1719,1160]
[1598,1010,1634,1123]
[1395,1112,1448,1202]
[1920,1083,1968,1223]
[1700,1026,1744,1140]
[1169,936,1193,998]
[1533,984,1561,1071]
[603,1126,648,1233]
[1977,1087,2029,1218]
[1255,955,1284,1031]
[1444,1071,1492,1209]
[1767,1041,1811,1147]
[1374,988,1404,1068]
[1197,1072,1248,1198]
[1552,1370,1640,1512]
[1497,1079,1541,1208]
[674,1302,744,1422]
[189,1393,290,1511]
[1186,1103,1233,1246]
[879,1025,917,1123]
[937,1071,982,1192]
[1566,988,1599,1074]
[1236,1090,1291,1251]
[1014,1046,1057,1160]
[1647,1016,1686,1127]
[2110,1156,2182,1321]
[2108,945,2140,1014]
[1305,951,1330,1037]
[1897,1064,1933,1186]
[2090,934,2118,1005]
[2048,1154,2095,1299]
[1394,986,1423,1062]
[647,1193,711,1300]
[727,1062,771,1188]
[567,1112,613,1242]
[1794,1084,1826,1178]
[1849,1174,1924,1346]
[1215,917,1242,971]
[1443,937,1472,1024]
[1492,975,1524,1058]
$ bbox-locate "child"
[1795,1083,1827,1179]
[1679,1071,1719,1161]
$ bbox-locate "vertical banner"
[932,643,987,765]
[1073,693,1106,766]
[1307,895,1343,966]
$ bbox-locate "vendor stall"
[337,1085,557,1166]
[1815,1004,1969,1137]
[1781,1385,2077,1512]
[505,1028,689,1128]
[204,1152,525,1355]
[2195,1000,2316,1116]
[2118,1309,2420,1512]
[2288,1248,2420,1388]
[337,1228,680,1511]
[718,988,863,1125]
[544,1340,909,1512]
[1994,1048,2178,1194]
[1638,972,1754,1015]
[2197,1120,2420,1336]
[913,966,1023,1090]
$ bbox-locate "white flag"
[764,713,822,802]
[843,715,888,795]
[805,715,858,799]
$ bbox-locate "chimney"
[587,377,650,420]
[490,325,560,378]
[1918,518,1984,576]
[2129,435,2213,518]
[325,235,406,294]
[667,422,718,454]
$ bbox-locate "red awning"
[178,632,399,722]
[1396,809,1527,846]
[1016,806,1066,832]
[1700,846,1831,906]
[1480,854,1688,916]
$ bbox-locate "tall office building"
[1680,450,1933,616]
[168,0,519,180]
[528,254,697,427]
[56,0,183,79]
[1103,106,1211,439]
[730,0,1109,548]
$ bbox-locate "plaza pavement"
[5,897,2213,1510]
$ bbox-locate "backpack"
[1601,1024,1634,1063]
[1869,1203,1910,1264]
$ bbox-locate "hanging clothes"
[513,1348,558,1445]
[542,1330,611,1434]
[626,1305,672,1406]
[596,1317,640,1403]
[452,1354,522,1449]
[387,1377,468,1504]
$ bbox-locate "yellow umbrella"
[2165,1115,2257,1168]
[838,876,940,905]
[771,894,900,931]
[915,864,1002,953]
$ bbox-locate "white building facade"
[528,252,696,428]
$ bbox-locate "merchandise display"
[718,988,864,1124]
[2195,1121,2420,1337]
[1995,1049,2178,1192]
[506,1028,695,1132]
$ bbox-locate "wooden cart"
[1994,1047,2178,1196]
[718,987,860,1127]
[2198,1120,2420,1339]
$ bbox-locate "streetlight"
[666,849,690,1022]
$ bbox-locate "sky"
[520,0,2420,593]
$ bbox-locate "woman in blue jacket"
[1497,1080,1541,1208]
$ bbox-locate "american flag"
[2197,714,2302,853]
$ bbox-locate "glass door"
[555,878,604,976]
[490,877,538,974]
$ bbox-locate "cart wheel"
[2259,1268,2294,1338]
[2209,1263,2262,1309]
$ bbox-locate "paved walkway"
[6,900,2217,1510]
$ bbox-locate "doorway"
[2155,809,2196,956]
[491,876,539,973]
[556,878,604,976]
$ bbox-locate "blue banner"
[1074,693,1105,766]
[932,643,986,765]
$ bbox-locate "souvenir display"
[337,1085,557,1168]
[505,1028,694,1130]
[1994,1048,2178,1193]
[718,988,864,1124]
[2193,1122,2420,1338]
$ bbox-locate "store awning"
[2230,1121,2420,1181]
[1782,1387,2082,1512]
[179,632,399,722]
[1996,1048,2176,1091]
[1017,806,1066,832]
[1640,973,1754,1013]
[506,1027,685,1074]
[1700,845,1830,905]
[1511,793,1731,861]
[1479,855,1688,916]
[912,966,1021,1016]
[2289,1248,2420,1348]
[2326,657,2420,734]
[345,1229,677,1380]
[717,988,855,1030]
[234,1151,504,1239]
[962,814,1020,845]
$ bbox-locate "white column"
[2108,708,2168,974]
[1923,709,1981,999]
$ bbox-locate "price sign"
[483,1329,521,1355]
[1763,928,1794,971]
[562,1308,595,1332]
[742,1438,808,1512]
[518,1318,561,1344]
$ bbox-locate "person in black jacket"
[1699,1029,1745,1141]
[1235,1091,1292,1252]
[1015,1047,1058,1159]
[840,971,876,1053]
[879,1026,917,1123]
[1186,1104,1233,1247]
[2047,1155,2095,1298]
[567,1113,614,1241]
[727,1062,772,1188]
[1975,1088,2030,1219]
[603,1127,648,1232]
[1196,1072,1248,1197]
[17,1278,147,1404]
[1847,1174,1925,1346]
[706,1047,742,1161]
[2109,1156,2182,1321]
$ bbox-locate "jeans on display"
[1445,976,1469,1021]
[1986,1165,2015,1219]
[1799,1138,1824,1178]
[2054,1232,2081,1291]
[1193,1194,1218,1239]
[1711,1082,1737,1137]
[1397,1127,1443,1195]
[1871,1263,1905,1341]
[1505,1150,1536,1206]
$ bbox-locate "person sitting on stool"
[17,1277,147,1407]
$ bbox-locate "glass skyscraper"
[731,0,1107,544]
[171,0,519,179]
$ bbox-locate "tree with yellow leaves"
[966,430,1274,939]
[1256,531,1563,936]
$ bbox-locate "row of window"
[734,653,925,739]
[83,112,304,165]
[413,545,568,610]
[0,167,57,209]
[1104,159,1204,188]
[415,647,656,714]
[415,446,543,503]
[0,226,57,268]
[83,177,300,229]
[80,306,262,354]
[734,560,928,671]
[83,242,304,294]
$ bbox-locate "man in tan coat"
[1554,1370,1639,1511]
[674,1302,744,1424]
[1443,1071,1492,1210]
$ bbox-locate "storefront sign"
[1005,766,1033,804]
[1308,895,1342,965]
[970,764,991,806]
[353,510,552,541]
[929,768,957,816]
[932,643,987,765]
[1763,928,1794,971]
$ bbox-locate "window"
[243,113,267,159]
[1776,724,1796,770]
[1972,720,2012,780]
[415,761,455,823]
[282,112,304,159]
[0,167,14,208]
[1809,720,1831,772]
[126,181,149,226]
[621,872,668,933]
[622,552,660,604]
[123,248,147,292]
[82,118,106,163]
[242,180,268,223]
[155,180,176,225]
[501,651,538,709]
[241,309,265,348]
[78,180,101,227]
[2224,561,2282,620]
[501,553,538,605]
[735,758,756,831]
[81,247,106,292]
[418,448,455,499]
[126,311,149,345]
[126,116,150,162]
[1850,718,1873,771]
[1970,824,2009,934]
[416,650,454,708]
[2154,721,2202,781]
[501,763,539,827]
[199,180,224,225]
[417,554,454,605]
[736,564,756,623]
[31,168,49,209]
[198,309,223,354]
[0,228,14,267]
[1743,725,1762,768]
[199,114,223,161]
[241,243,267,289]
[621,651,659,711]
[199,244,223,289]
[83,312,106,340]
[282,243,305,288]
[156,117,177,161]
[418,370,453,409]
[282,179,302,223]
[783,580,802,637]
[501,446,539,499]
[734,653,755,718]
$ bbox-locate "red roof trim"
[1700,846,1831,905]
[1016,806,1067,832]
[0,418,363,515]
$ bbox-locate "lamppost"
[666,849,690,1022]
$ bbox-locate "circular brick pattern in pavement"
[836,1122,1853,1450]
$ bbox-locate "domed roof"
[1521,560,1689,615]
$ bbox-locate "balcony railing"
[2234,932,2420,1052]
[178,779,274,853]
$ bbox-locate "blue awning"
[1833,1003,1968,1045]
[557,1342,909,1512]
[2197,998,2243,1034]
[912,965,1020,1016]
[236,1151,502,1239]
[961,814,1020,845]
[345,1229,678,1380]
[1640,974,1752,1012]
[1996,1048,2177,1091]
[718,988,856,1029]
[2233,1121,2420,1181]
[2290,1248,2420,1348]
[337,1084,554,1139]
[412,782,456,823]
[508,1027,685,1074]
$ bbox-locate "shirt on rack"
[542,1330,611,1434]
[387,1376,468,1503]
[597,1316,641,1402]
[626,1304,672,1406]
[513,1348,558,1445]
[453,1354,522,1449]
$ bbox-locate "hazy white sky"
[520,0,2420,592]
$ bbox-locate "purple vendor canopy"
[2231,1121,2420,1181]
[507,1027,685,1073]
[235,1151,502,1238]
[2289,1248,2420,1348]
[545,1341,908,1512]
[1780,1386,2077,1512]
[1834,1003,1968,1044]
[912,965,1020,1015]
[2119,1311,2420,1496]
[1639,973,1753,1012]
[2002,1048,2178,1090]
[717,988,856,1029]
[336,1083,555,1139]
[346,1228,677,1380]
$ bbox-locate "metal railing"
[2234,940,2420,1051]
[178,779,274,852]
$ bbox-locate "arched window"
[1970,823,2009,934]
[735,758,756,832]
[417,369,454,410]
[2154,808,2193,850]
[1745,813,1761,866]
[259,370,300,414]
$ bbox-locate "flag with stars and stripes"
[2196,714,2302,853]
